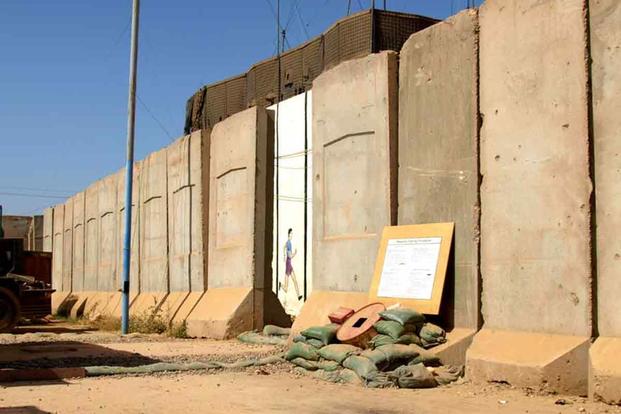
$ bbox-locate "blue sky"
[0,0,480,215]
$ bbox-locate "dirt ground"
[2,372,621,414]
[1,325,621,414]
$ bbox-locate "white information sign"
[377,237,442,300]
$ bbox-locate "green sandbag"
[290,358,340,372]
[237,331,287,346]
[369,334,397,348]
[379,308,426,326]
[408,345,441,367]
[362,344,420,371]
[367,372,397,389]
[295,367,363,385]
[342,355,378,382]
[292,335,325,349]
[300,324,340,345]
[433,365,464,385]
[389,363,438,389]
[419,323,446,341]
[373,320,405,340]
[317,344,360,364]
[285,342,320,361]
[263,325,291,337]
[395,334,422,346]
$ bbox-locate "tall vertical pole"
[121,0,140,335]
[372,0,376,9]
[383,0,386,10]
[275,0,281,296]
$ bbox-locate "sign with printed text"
[369,223,454,315]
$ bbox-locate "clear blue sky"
[0,0,480,215]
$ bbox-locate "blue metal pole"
[122,0,140,335]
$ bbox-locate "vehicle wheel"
[0,287,20,332]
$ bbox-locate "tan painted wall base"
[130,292,168,316]
[589,337,621,405]
[433,328,476,366]
[290,290,370,338]
[51,291,71,316]
[466,329,590,395]
[185,287,253,339]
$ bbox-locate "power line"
[295,1,311,40]
[136,94,174,142]
[0,192,68,200]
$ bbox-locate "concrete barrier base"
[589,337,621,405]
[68,292,93,319]
[466,329,590,395]
[290,290,371,338]
[186,287,254,339]
[171,292,204,324]
[51,291,72,316]
[130,292,167,316]
[434,328,477,366]
[108,292,139,317]
[158,291,204,324]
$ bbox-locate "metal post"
[383,0,386,10]
[121,0,140,335]
[372,0,376,9]
[275,0,281,296]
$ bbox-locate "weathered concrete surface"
[140,148,169,294]
[187,107,287,338]
[468,0,592,394]
[97,174,117,292]
[61,198,73,292]
[166,130,208,293]
[51,205,64,292]
[71,192,86,292]
[590,338,621,404]
[312,51,397,293]
[468,329,590,395]
[116,162,142,297]
[42,208,53,252]
[398,10,479,332]
[186,288,254,339]
[84,182,100,292]
[589,0,621,404]
[29,215,44,251]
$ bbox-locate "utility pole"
[121,0,140,335]
[383,0,386,10]
[372,0,376,9]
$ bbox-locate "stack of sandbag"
[285,314,461,389]
[369,308,447,350]
[237,325,291,346]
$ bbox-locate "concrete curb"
[0,367,86,383]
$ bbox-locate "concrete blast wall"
[186,108,287,338]
[139,148,169,294]
[62,198,73,294]
[72,192,86,292]
[51,206,64,292]
[83,182,100,292]
[42,208,53,253]
[115,163,141,297]
[167,132,208,293]
[589,0,621,404]
[467,0,592,395]
[292,52,398,335]
[97,174,117,292]
[398,10,479,330]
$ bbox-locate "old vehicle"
[0,206,54,332]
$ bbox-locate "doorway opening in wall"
[269,91,313,317]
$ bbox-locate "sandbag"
[317,344,361,364]
[389,363,438,389]
[373,320,405,340]
[361,344,420,371]
[369,334,397,348]
[290,358,340,372]
[408,345,442,367]
[395,334,422,346]
[300,324,340,346]
[433,365,464,385]
[285,342,320,361]
[295,367,363,385]
[379,308,425,326]
[237,331,287,346]
[419,323,446,342]
[292,335,325,349]
[263,325,291,337]
[342,355,378,382]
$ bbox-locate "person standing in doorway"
[282,228,303,301]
